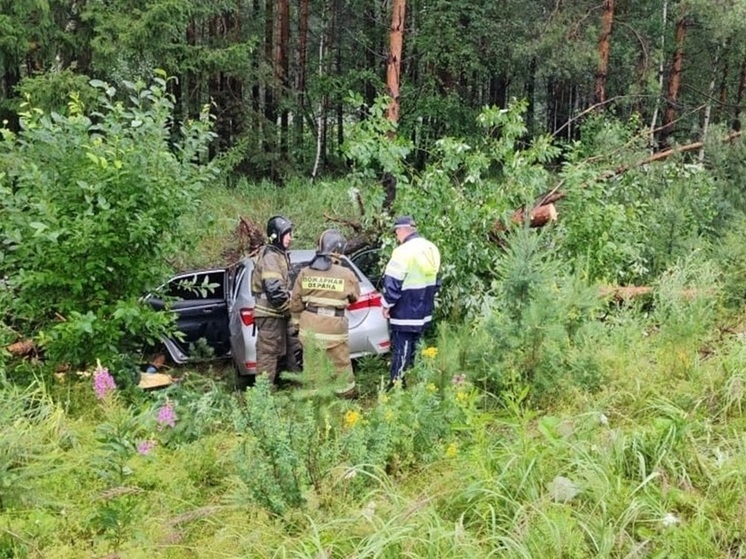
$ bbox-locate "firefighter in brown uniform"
[252,215,300,384]
[290,229,360,396]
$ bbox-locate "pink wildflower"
[93,364,116,400]
[137,440,156,455]
[156,401,177,428]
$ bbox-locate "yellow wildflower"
[384,409,395,422]
[422,346,439,359]
[445,442,458,458]
[343,410,361,429]
[456,390,469,404]
[426,383,437,393]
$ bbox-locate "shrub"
[0,75,217,368]
[468,228,605,402]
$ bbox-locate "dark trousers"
[255,317,301,382]
[389,330,422,381]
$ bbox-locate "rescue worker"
[290,229,360,397]
[252,215,300,384]
[382,215,441,386]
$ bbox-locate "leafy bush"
[709,216,746,310]
[467,228,605,401]
[557,117,732,284]
[0,75,217,367]
[231,352,474,516]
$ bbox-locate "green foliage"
[710,216,746,310]
[233,376,309,516]
[642,163,721,276]
[341,93,413,186]
[461,228,605,401]
[17,70,100,116]
[394,101,560,320]
[231,350,473,517]
[651,258,721,378]
[0,76,217,367]
[0,381,61,511]
[3,298,746,556]
[557,117,732,284]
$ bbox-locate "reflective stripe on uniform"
[299,330,348,342]
[390,316,432,327]
[255,302,287,317]
[302,295,347,309]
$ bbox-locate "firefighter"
[290,229,360,397]
[251,215,300,384]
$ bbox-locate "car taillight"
[347,292,382,311]
[240,308,254,326]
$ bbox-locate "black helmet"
[317,229,346,256]
[266,215,293,249]
[309,229,346,271]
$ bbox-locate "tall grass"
[4,180,746,557]
[176,178,383,270]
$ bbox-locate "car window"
[164,271,225,301]
[340,258,364,282]
[348,247,383,288]
[229,263,246,300]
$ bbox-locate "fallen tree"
[490,130,743,241]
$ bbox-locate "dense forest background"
[3,0,746,369]
[5,3,746,556]
[2,0,746,181]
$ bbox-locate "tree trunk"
[660,13,689,146]
[699,46,720,161]
[734,56,746,131]
[717,38,731,123]
[312,2,328,180]
[335,22,344,154]
[489,72,509,108]
[1,66,20,132]
[264,0,276,126]
[382,0,406,213]
[59,0,91,74]
[649,0,668,149]
[296,0,309,149]
[386,0,405,125]
[525,57,537,134]
[251,0,263,138]
[594,0,614,108]
[275,0,290,157]
[548,78,576,139]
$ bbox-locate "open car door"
[147,269,231,363]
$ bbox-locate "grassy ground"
[3,181,746,558]
[175,177,382,271]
